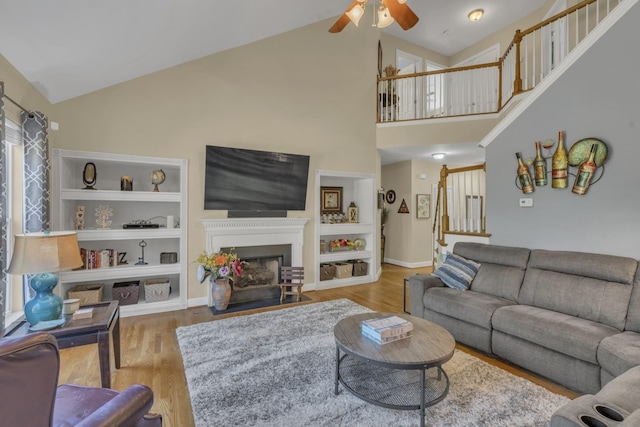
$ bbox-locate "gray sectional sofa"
[409,242,640,425]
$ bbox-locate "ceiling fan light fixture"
[346,3,366,26]
[468,9,484,22]
[376,5,395,28]
[432,153,446,160]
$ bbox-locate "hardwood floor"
[57,264,578,427]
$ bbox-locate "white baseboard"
[188,297,208,308]
[383,259,432,269]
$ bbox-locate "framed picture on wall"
[416,194,430,219]
[321,186,343,214]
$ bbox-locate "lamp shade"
[346,3,366,26]
[377,5,395,28]
[7,231,83,275]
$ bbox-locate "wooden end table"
[5,300,120,389]
[334,312,455,427]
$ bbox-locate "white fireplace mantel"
[199,218,310,267]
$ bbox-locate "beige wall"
[381,159,439,266]
[47,18,380,300]
[0,54,53,122]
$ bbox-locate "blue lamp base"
[24,273,63,325]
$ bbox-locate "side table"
[4,300,121,388]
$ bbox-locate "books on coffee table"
[361,315,413,344]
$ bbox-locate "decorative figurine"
[95,204,113,229]
[82,162,97,189]
[135,240,148,265]
[120,175,133,191]
[151,169,166,192]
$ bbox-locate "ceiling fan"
[329,0,419,33]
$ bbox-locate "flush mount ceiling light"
[329,0,419,33]
[468,9,484,22]
[432,153,446,160]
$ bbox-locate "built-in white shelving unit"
[315,170,377,289]
[51,149,188,317]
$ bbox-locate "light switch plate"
[519,198,534,207]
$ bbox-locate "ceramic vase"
[210,277,231,310]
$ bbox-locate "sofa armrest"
[408,274,444,317]
[73,385,155,427]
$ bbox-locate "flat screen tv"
[204,145,310,215]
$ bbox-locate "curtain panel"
[21,111,50,233]
[0,82,6,334]
[21,111,50,301]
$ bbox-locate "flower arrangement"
[196,249,243,283]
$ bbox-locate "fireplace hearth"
[201,218,308,310]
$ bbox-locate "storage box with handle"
[112,280,140,305]
[348,260,368,276]
[68,284,104,306]
[320,264,335,281]
[144,278,171,303]
[332,262,353,279]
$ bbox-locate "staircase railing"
[378,0,623,123]
[433,163,490,248]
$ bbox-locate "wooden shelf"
[52,149,189,317]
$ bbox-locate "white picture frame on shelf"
[416,194,430,219]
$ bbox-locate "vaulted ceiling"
[0,0,545,104]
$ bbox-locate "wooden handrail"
[378,61,500,82]
[521,0,599,37]
[377,0,618,122]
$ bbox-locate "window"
[3,118,23,325]
[425,62,445,117]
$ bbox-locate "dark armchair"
[0,332,162,427]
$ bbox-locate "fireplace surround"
[200,218,309,307]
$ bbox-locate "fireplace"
[200,218,309,307]
[223,244,291,304]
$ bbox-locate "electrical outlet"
[519,198,533,208]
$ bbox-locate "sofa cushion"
[453,242,530,302]
[598,331,640,378]
[625,266,640,332]
[492,305,620,364]
[518,250,637,331]
[425,287,515,329]
[431,253,480,290]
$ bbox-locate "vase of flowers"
[197,249,243,310]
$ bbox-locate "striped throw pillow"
[432,253,481,291]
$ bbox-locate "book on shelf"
[79,248,119,269]
[72,307,94,320]
[361,315,413,343]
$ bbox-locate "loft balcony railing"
[378,0,623,123]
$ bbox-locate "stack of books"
[361,315,413,344]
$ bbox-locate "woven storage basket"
[144,278,170,303]
[332,262,353,279]
[348,260,368,276]
[68,284,104,306]
[112,281,140,306]
[320,263,335,281]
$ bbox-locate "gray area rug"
[176,299,569,426]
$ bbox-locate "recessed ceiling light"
[432,153,446,160]
[468,9,484,22]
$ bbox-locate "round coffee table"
[334,312,455,427]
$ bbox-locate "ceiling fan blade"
[385,0,419,31]
[329,0,361,33]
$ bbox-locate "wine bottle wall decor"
[514,131,608,196]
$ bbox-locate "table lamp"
[7,231,83,325]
